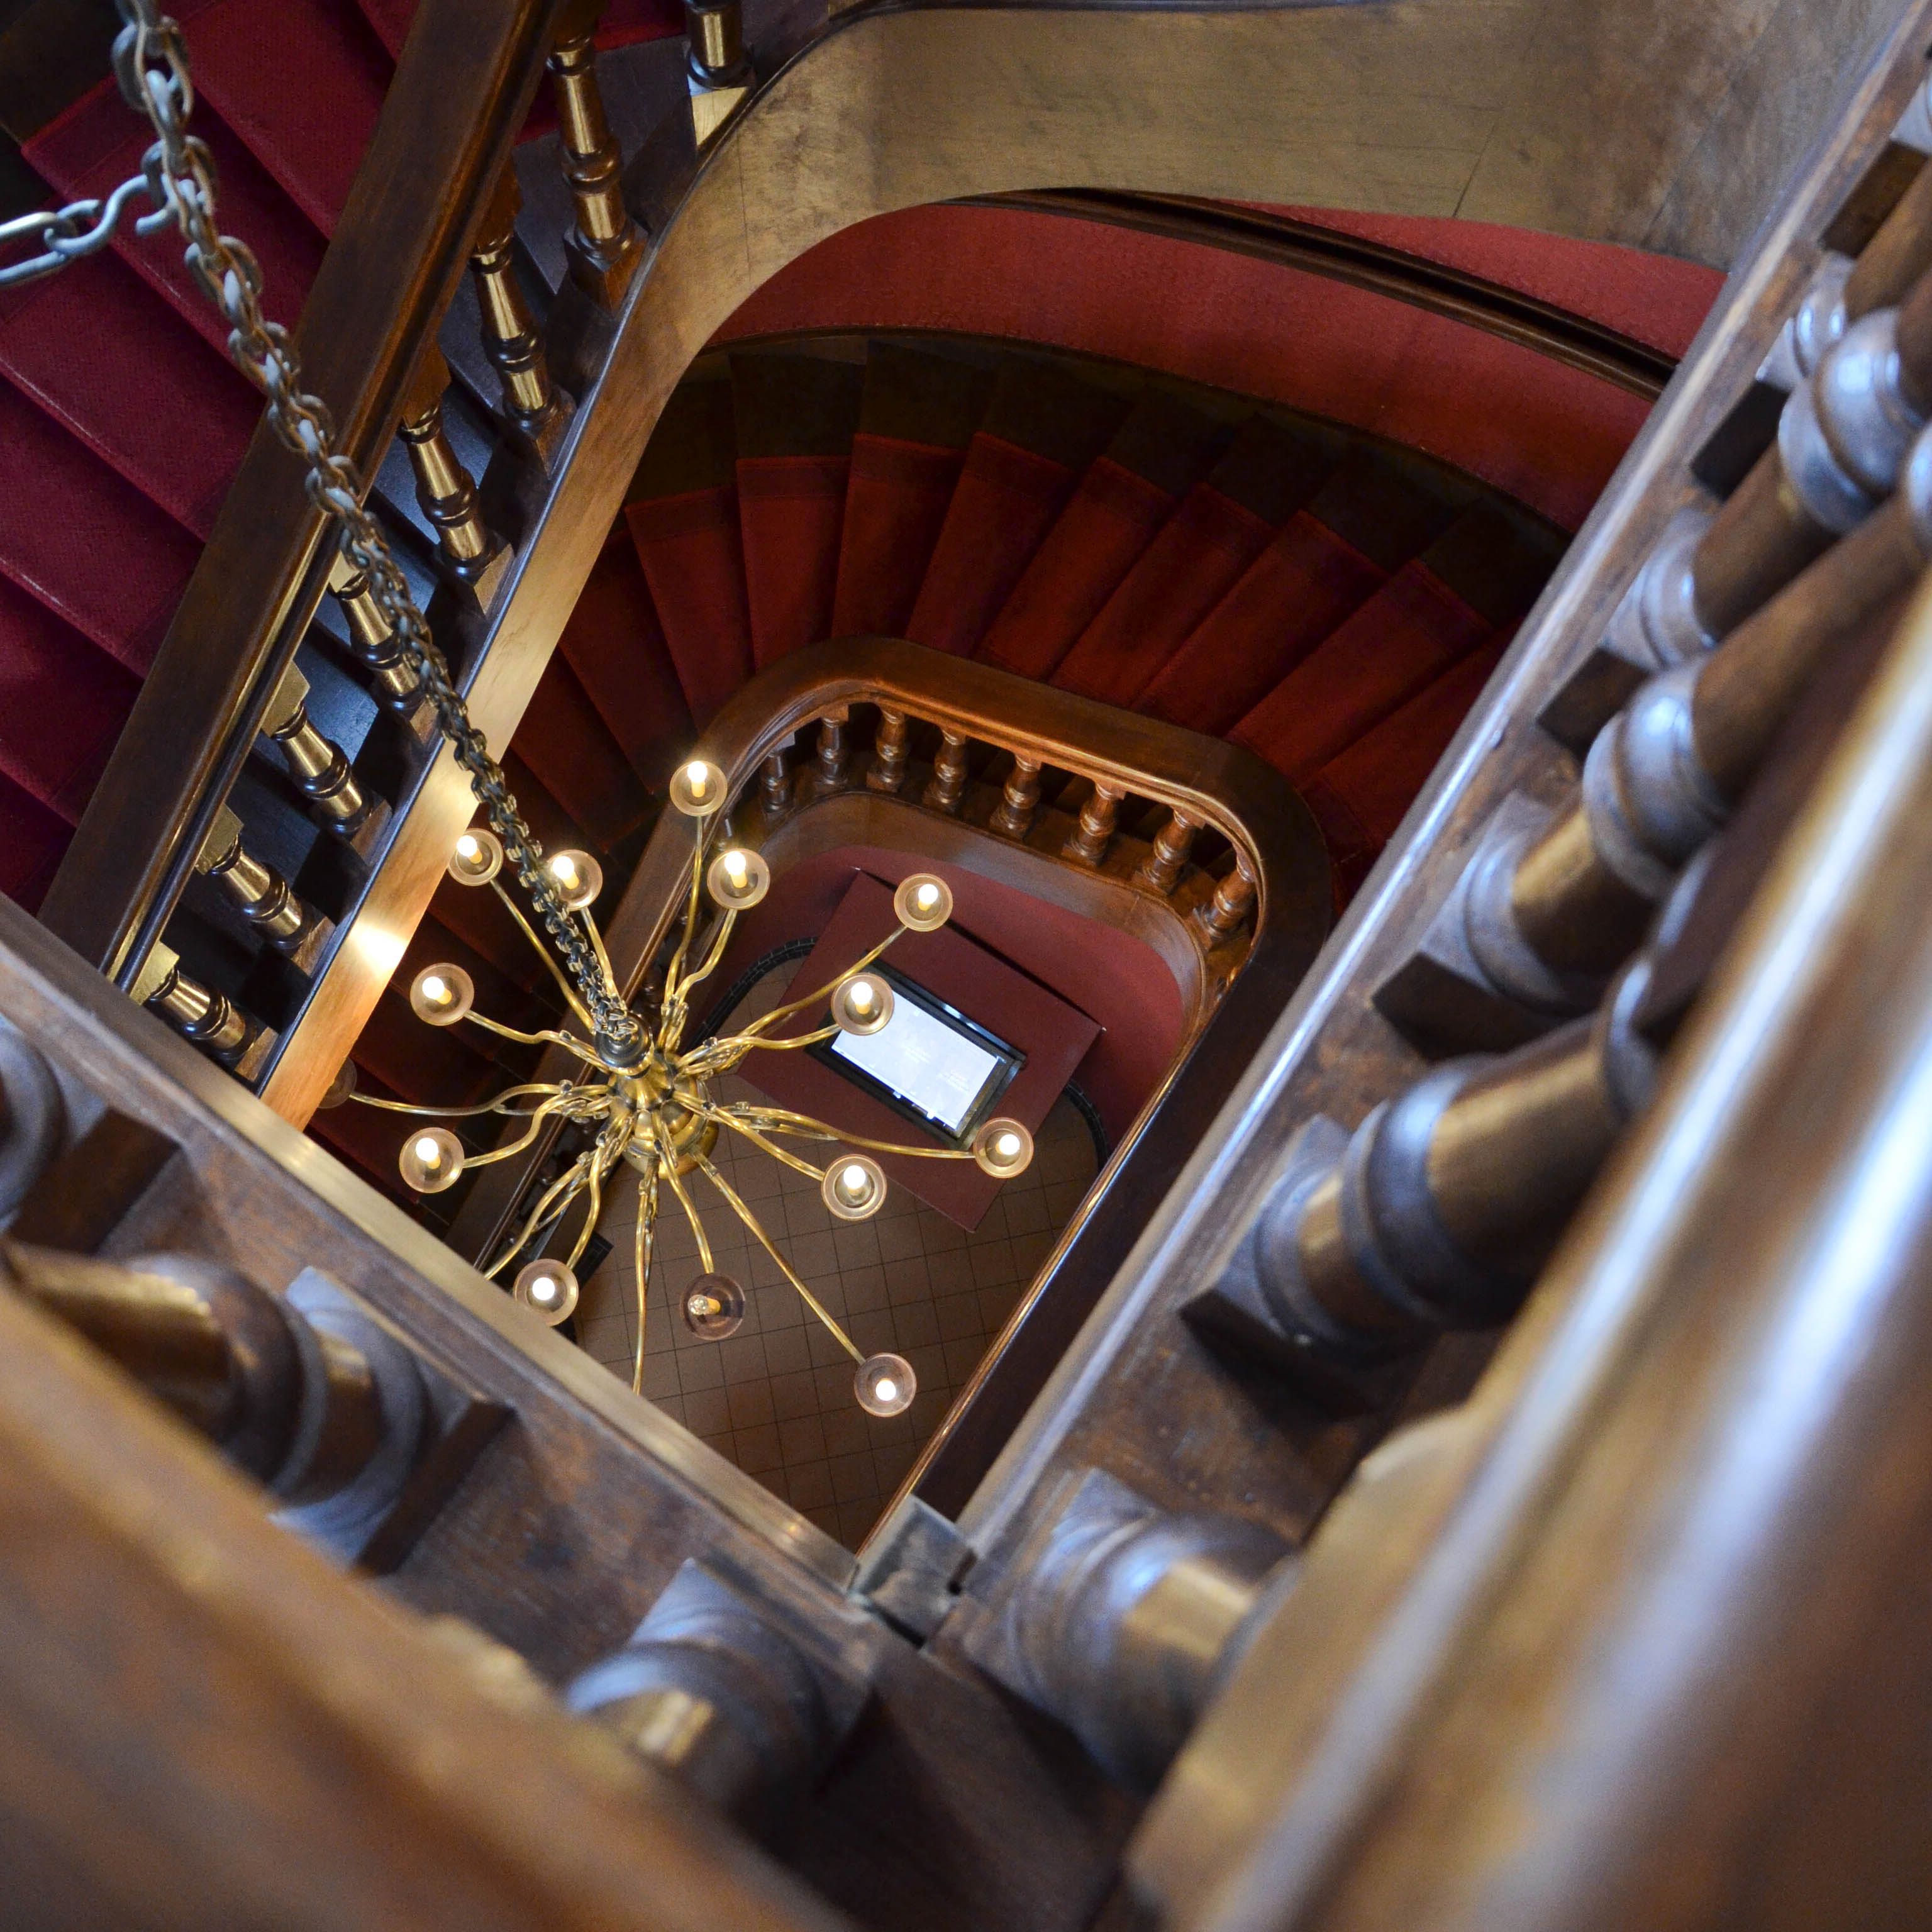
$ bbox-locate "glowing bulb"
[513,1258,579,1325]
[831,973,894,1036]
[446,827,502,886]
[894,873,953,931]
[398,1126,465,1192]
[822,1152,886,1220]
[409,963,474,1025]
[972,1117,1034,1178]
[682,1272,745,1338]
[706,845,769,909]
[855,1352,916,1416]
[671,757,728,817]
[547,848,602,911]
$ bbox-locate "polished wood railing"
[34,0,645,1123]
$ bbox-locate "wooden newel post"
[547,0,643,307]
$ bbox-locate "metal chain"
[97,0,640,1050]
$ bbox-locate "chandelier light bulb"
[855,1352,916,1417]
[681,1272,747,1338]
[409,963,474,1026]
[447,827,503,886]
[894,872,953,931]
[548,848,604,911]
[821,1153,887,1221]
[670,757,728,816]
[972,1117,1034,1178]
[514,1257,580,1325]
[831,972,895,1036]
[706,845,770,910]
[399,1126,465,1192]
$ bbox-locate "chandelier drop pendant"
[350,758,1031,1418]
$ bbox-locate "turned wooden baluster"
[326,553,424,716]
[467,165,568,469]
[193,806,328,969]
[992,755,1043,838]
[684,0,753,148]
[760,747,792,821]
[814,709,850,792]
[867,707,911,794]
[1195,853,1257,944]
[923,730,970,814]
[1063,780,1126,865]
[547,0,643,307]
[397,344,511,609]
[1135,808,1201,894]
[260,662,380,845]
[130,942,264,1072]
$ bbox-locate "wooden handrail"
[965,191,1680,399]
[447,635,1333,1300]
[37,0,572,982]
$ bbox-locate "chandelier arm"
[698,1021,842,1075]
[460,1092,576,1168]
[668,902,739,1014]
[706,1108,827,1183]
[484,1150,591,1279]
[719,1103,982,1162]
[655,824,712,1043]
[632,1159,658,1396]
[579,906,623,1005]
[459,1010,609,1070]
[488,880,599,1032]
[564,1141,613,1271]
[696,1153,865,1364]
[655,1143,716,1275]
[343,1082,562,1118]
[725,928,909,1045]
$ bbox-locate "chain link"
[72,0,640,1048]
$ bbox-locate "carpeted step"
[0,575,140,830]
[0,238,256,539]
[906,358,1128,657]
[1232,501,1559,786]
[0,769,67,913]
[183,0,392,235]
[0,377,202,673]
[976,390,1228,680]
[554,530,692,791]
[515,652,655,852]
[1138,444,1473,737]
[831,341,993,640]
[1050,414,1336,706]
[1302,637,1506,909]
[732,351,863,666]
[623,374,751,725]
[25,83,323,349]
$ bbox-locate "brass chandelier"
[349,757,1035,1417]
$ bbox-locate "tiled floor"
[574,965,1099,1548]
